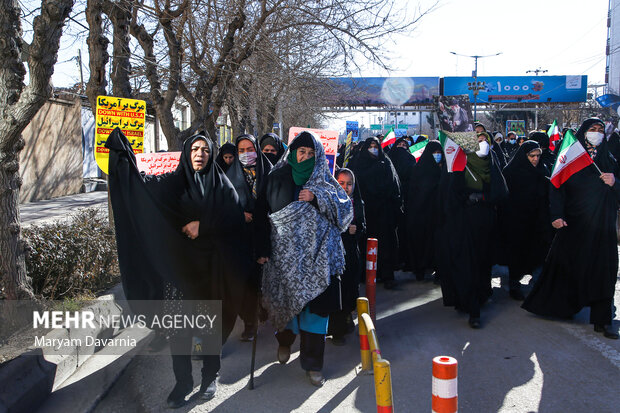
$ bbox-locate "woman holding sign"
[523,118,619,339]
[255,131,353,386]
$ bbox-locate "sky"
[322,0,611,131]
[49,0,612,131]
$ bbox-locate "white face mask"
[476,140,490,157]
[585,131,604,147]
[368,147,379,156]
[238,151,257,166]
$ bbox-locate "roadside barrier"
[365,238,378,320]
[357,297,393,413]
[432,356,458,413]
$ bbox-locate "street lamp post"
[450,51,502,122]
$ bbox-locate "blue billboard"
[326,77,440,106]
[443,76,587,103]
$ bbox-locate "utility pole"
[526,67,548,76]
[450,52,502,122]
[77,49,84,94]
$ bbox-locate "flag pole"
[593,161,603,175]
[465,166,478,181]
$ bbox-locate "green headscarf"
[287,149,315,185]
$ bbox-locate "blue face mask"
[509,139,516,145]
[368,147,379,156]
[433,153,442,163]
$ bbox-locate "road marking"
[562,324,620,370]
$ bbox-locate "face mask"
[238,151,257,166]
[368,147,379,156]
[433,153,442,163]
[476,140,490,157]
[585,131,604,146]
[264,152,280,165]
[509,139,516,145]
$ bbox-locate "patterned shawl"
[262,132,353,330]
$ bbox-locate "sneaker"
[240,324,257,342]
[198,379,217,400]
[277,345,290,364]
[306,370,325,387]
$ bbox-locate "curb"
[0,284,152,413]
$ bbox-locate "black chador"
[215,142,236,173]
[225,134,272,341]
[523,118,620,337]
[500,140,552,299]
[437,132,508,328]
[388,138,417,270]
[106,129,248,406]
[406,140,446,279]
[350,138,402,288]
[259,132,286,166]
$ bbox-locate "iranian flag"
[438,131,467,172]
[548,119,561,152]
[381,127,396,148]
[409,140,428,161]
[550,130,593,188]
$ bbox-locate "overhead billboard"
[325,77,440,106]
[442,76,587,103]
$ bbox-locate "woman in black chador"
[215,142,236,173]
[406,140,446,280]
[105,129,248,408]
[438,132,508,328]
[350,137,402,289]
[523,118,620,339]
[328,168,366,345]
[259,132,286,166]
[225,134,272,341]
[388,137,416,270]
[500,140,552,301]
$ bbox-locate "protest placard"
[95,96,146,174]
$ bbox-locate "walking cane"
[248,317,257,389]
[248,291,261,390]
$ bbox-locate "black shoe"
[166,382,193,409]
[240,324,257,342]
[594,324,619,339]
[509,287,525,301]
[468,316,481,329]
[331,336,346,346]
[198,379,217,401]
[345,314,355,335]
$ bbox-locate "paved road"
[93,271,620,413]
[20,191,108,226]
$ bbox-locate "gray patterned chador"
[255,131,353,387]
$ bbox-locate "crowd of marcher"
[103,116,619,408]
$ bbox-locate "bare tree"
[0,0,74,299]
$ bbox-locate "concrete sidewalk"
[20,191,108,226]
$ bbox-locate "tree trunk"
[0,0,73,299]
[0,144,32,299]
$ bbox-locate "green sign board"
[370,124,382,130]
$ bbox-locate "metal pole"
[78,49,84,94]
[473,57,478,122]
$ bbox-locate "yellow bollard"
[357,297,372,372]
[374,359,394,413]
[361,313,381,364]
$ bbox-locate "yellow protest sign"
[95,96,146,174]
